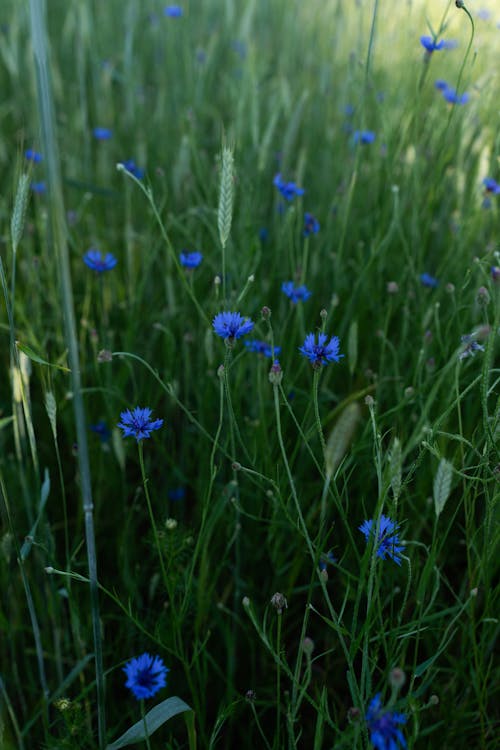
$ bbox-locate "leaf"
[106,697,193,750]
[389,437,402,501]
[16,341,70,372]
[347,320,358,375]
[20,469,50,560]
[0,416,14,431]
[433,458,453,518]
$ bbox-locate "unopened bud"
[302,637,315,656]
[476,286,490,306]
[268,359,283,385]
[389,667,406,689]
[261,306,271,320]
[270,592,288,614]
[97,349,112,362]
[347,707,361,723]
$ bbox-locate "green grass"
[0,0,499,748]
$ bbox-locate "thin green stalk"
[275,612,282,750]
[140,700,152,750]
[138,443,169,591]
[28,1,105,744]
[312,369,326,465]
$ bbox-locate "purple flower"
[93,127,112,140]
[458,334,485,360]
[83,249,118,273]
[304,212,320,236]
[282,281,312,303]
[359,515,405,565]
[180,251,203,268]
[212,311,254,340]
[353,130,376,145]
[420,272,438,288]
[25,149,43,163]
[119,160,145,179]
[299,332,344,368]
[123,653,169,700]
[491,266,500,281]
[117,407,164,441]
[366,693,407,750]
[273,173,305,201]
[483,178,500,194]
[245,340,281,358]
[164,5,183,17]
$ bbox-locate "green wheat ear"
[11,173,30,255]
[218,144,235,250]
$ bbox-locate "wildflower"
[442,87,469,105]
[25,149,42,163]
[119,160,144,179]
[299,332,344,368]
[281,281,312,303]
[420,272,438,288]
[343,104,355,116]
[212,311,254,340]
[123,653,169,700]
[268,359,283,385]
[164,5,183,16]
[30,181,46,194]
[93,127,112,140]
[491,266,500,282]
[483,177,500,194]
[304,212,320,236]
[168,487,186,501]
[83,249,118,273]
[270,592,287,614]
[458,334,485,360]
[258,227,269,243]
[365,693,407,750]
[420,35,446,52]
[319,551,337,572]
[434,79,449,91]
[273,173,305,201]
[245,340,281,357]
[359,514,405,565]
[117,407,164,441]
[89,420,111,442]
[180,251,203,268]
[477,8,491,20]
[353,130,376,145]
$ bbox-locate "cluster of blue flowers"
[435,80,469,105]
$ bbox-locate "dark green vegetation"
[0,1,498,748]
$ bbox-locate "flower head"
[212,311,254,340]
[353,130,376,145]
[25,149,43,163]
[164,5,183,16]
[420,35,445,52]
[420,272,438,288]
[359,515,405,565]
[282,281,312,303]
[442,87,469,105]
[483,178,500,195]
[123,653,169,700]
[273,173,305,201]
[299,332,344,368]
[119,160,145,179]
[366,693,407,750]
[180,251,203,268]
[245,339,281,358]
[93,127,112,140]
[89,420,111,443]
[491,266,500,282]
[168,487,186,501]
[458,334,485,360]
[304,212,320,236]
[83,249,118,273]
[434,79,449,91]
[117,407,164,441]
[30,181,46,194]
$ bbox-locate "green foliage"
[0,1,499,749]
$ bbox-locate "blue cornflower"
[420,272,438,288]
[434,79,449,91]
[299,332,344,368]
[123,653,169,700]
[282,281,312,303]
[245,340,281,358]
[89,420,111,443]
[319,551,337,572]
[93,127,112,140]
[119,160,145,179]
[420,35,445,52]
[180,251,203,268]
[25,149,42,163]
[273,173,305,201]
[258,227,269,243]
[168,487,186,501]
[30,181,46,194]
[442,87,469,105]
[483,177,500,194]
[304,212,320,236]
[212,311,254,340]
[359,515,405,565]
[366,693,407,750]
[353,130,376,145]
[458,334,485,360]
[117,407,164,441]
[83,249,118,273]
[491,266,500,281]
[164,5,183,16]
[343,104,355,116]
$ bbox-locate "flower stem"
[138,443,169,592]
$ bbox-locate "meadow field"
[0,0,499,748]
